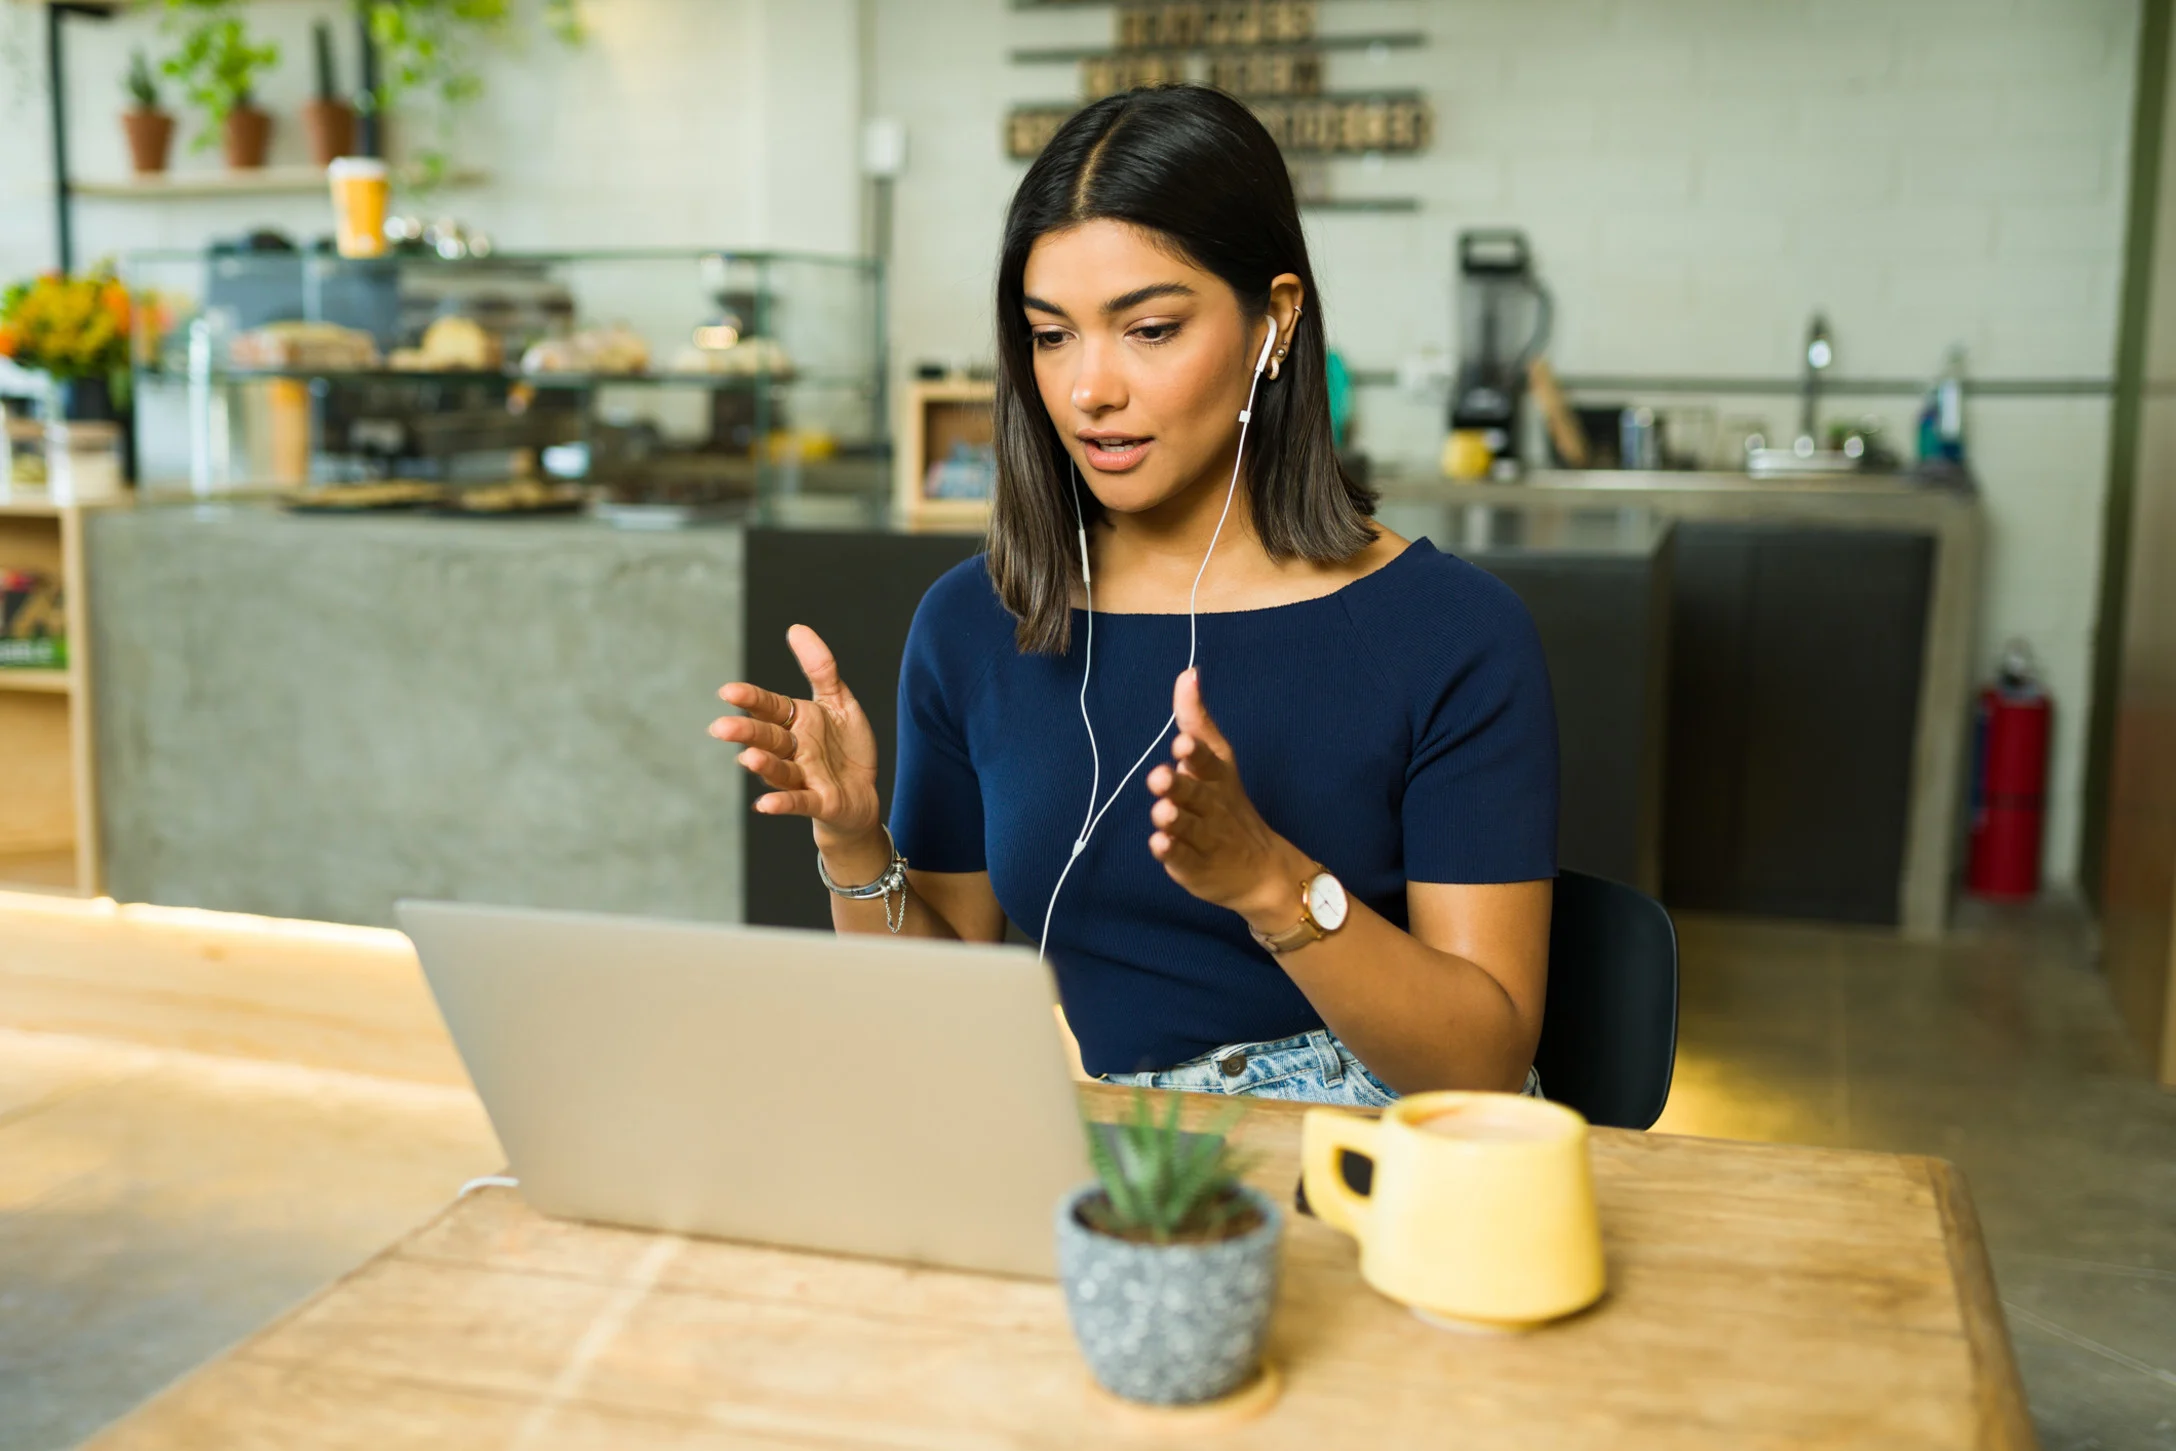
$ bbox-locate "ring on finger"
[783,699,798,730]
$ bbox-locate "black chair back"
[1534,869,1679,1130]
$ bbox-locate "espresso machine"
[1449,230,1552,470]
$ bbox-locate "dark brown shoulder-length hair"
[988,84,1378,655]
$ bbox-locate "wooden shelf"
[0,495,130,518]
[0,847,83,895]
[1301,196,1421,212]
[1011,32,1424,62]
[901,498,990,532]
[0,505,100,897]
[75,166,487,200]
[184,364,848,391]
[896,379,995,530]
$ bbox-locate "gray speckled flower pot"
[1055,1182,1283,1405]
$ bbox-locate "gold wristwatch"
[1250,867,1349,955]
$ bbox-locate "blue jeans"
[1100,1028,1545,1109]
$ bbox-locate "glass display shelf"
[121,247,888,513]
[142,366,877,390]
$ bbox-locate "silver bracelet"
[816,827,908,934]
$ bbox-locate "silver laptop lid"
[398,900,1092,1278]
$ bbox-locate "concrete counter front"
[87,506,751,927]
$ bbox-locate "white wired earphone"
[1036,315,1284,963]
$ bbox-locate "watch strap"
[1250,867,1334,955]
[1252,912,1325,955]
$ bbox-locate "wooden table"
[86,1086,2033,1450]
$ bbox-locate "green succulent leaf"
[1078,1088,1250,1244]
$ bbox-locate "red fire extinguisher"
[1967,640,2051,899]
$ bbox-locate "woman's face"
[1022,219,1295,518]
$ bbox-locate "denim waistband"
[1101,1028,1402,1110]
[1101,1029,1544,1110]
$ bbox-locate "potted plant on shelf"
[161,0,279,170]
[302,21,357,167]
[1057,1092,1283,1407]
[120,49,176,176]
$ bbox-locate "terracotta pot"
[122,108,176,175]
[302,99,357,169]
[223,105,273,170]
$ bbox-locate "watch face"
[1307,872,1349,931]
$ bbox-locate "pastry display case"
[121,247,887,520]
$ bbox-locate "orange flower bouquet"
[0,267,134,386]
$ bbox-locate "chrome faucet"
[1799,313,1832,450]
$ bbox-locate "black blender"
[1449,230,1552,475]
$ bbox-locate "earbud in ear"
[1253,318,1279,377]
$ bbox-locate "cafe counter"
[82,497,1672,930]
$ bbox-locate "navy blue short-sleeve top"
[889,538,1558,1078]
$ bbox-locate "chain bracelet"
[815,828,909,934]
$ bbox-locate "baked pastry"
[668,334,795,378]
[230,321,381,370]
[284,480,445,510]
[520,323,649,376]
[442,478,585,513]
[389,315,502,371]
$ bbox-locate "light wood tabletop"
[85,1084,2033,1451]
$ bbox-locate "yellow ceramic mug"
[1302,1091,1606,1331]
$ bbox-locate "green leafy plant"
[125,47,162,110]
[361,0,583,187]
[1081,1091,1259,1245]
[160,0,278,148]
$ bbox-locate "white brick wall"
[0,0,2142,889]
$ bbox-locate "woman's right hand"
[710,624,882,855]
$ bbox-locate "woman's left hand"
[1147,669,1315,934]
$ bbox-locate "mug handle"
[1301,1108,1380,1240]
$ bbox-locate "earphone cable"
[1037,356,1270,965]
[1071,467,1102,850]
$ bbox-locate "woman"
[711,86,1557,1107]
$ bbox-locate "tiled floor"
[1655,904,2176,1451]
[1,892,2172,1447]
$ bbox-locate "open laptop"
[397,900,1093,1279]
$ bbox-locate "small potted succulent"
[1056,1093,1282,1406]
[301,21,356,167]
[161,1,279,169]
[120,49,176,175]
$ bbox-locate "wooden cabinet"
[0,499,106,895]
[1662,524,1935,925]
[895,379,995,529]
